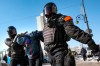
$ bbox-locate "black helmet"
[7,26,17,38]
[43,2,57,18]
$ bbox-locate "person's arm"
[34,30,44,42]
[59,15,99,53]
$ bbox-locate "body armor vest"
[43,23,56,45]
[5,38,25,57]
[43,14,71,53]
[11,42,25,57]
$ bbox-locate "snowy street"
[43,56,100,66]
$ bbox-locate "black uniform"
[3,54,7,63]
[5,26,28,66]
[43,2,99,66]
[11,41,28,66]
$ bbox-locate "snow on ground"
[75,55,99,62]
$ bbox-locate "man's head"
[43,2,57,18]
[7,26,17,39]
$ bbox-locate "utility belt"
[45,41,66,45]
[11,51,25,58]
[44,42,68,53]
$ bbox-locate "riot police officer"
[5,26,28,66]
[43,2,99,66]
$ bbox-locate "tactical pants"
[49,51,76,66]
[10,56,28,66]
[97,52,100,62]
[29,57,42,66]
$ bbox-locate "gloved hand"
[96,45,100,53]
[17,31,28,37]
[87,39,99,53]
[91,45,100,55]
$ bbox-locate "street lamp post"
[76,0,93,48]
[82,0,91,34]
[76,0,92,34]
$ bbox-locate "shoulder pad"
[57,14,66,23]
[57,15,74,25]
[5,38,12,41]
[5,38,12,47]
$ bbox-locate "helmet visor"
[44,6,57,17]
[7,29,16,36]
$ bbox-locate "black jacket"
[5,37,25,58]
[43,13,99,53]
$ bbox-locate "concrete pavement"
[43,60,100,66]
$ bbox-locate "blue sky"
[0,0,100,51]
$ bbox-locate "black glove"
[87,40,99,53]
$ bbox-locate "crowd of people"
[1,2,100,66]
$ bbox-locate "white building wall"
[36,16,44,31]
[36,14,46,55]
